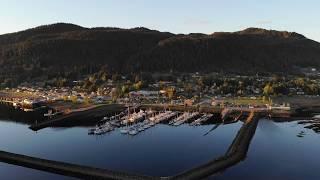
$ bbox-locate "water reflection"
[297,131,306,138]
[203,123,221,136]
[214,119,320,180]
[0,118,241,178]
[0,107,319,180]
[298,119,320,134]
[0,103,46,125]
[0,162,75,180]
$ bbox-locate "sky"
[0,0,320,41]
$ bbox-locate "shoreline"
[29,104,124,131]
[29,102,316,131]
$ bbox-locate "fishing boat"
[137,126,145,132]
[128,129,138,136]
[110,121,121,127]
[143,124,151,129]
[169,112,189,125]
[190,113,213,126]
[94,128,104,135]
[190,115,204,126]
[149,122,155,126]
[120,128,129,134]
[173,112,200,126]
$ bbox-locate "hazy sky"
[1,0,319,41]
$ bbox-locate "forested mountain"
[132,28,320,73]
[0,23,320,86]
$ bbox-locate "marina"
[0,103,319,179]
[88,109,213,136]
[190,114,214,126]
[0,98,318,179]
[0,112,320,179]
[0,116,242,179]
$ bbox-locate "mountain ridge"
[0,23,320,86]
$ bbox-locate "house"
[70,96,83,103]
[22,99,43,109]
[129,90,159,97]
[268,103,291,111]
[184,99,194,106]
[159,90,166,94]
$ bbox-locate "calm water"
[0,117,319,179]
[214,119,320,180]
[0,119,241,179]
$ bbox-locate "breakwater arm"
[0,150,156,180]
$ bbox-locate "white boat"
[314,115,320,119]
[138,127,145,132]
[94,128,104,135]
[190,114,213,126]
[122,109,146,125]
[105,126,114,132]
[149,122,155,126]
[128,129,138,136]
[110,121,121,127]
[120,129,129,134]
[190,115,204,126]
[143,124,151,129]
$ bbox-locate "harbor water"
[0,110,319,179]
[0,119,240,179]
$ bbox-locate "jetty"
[0,150,155,180]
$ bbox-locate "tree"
[89,75,97,83]
[56,78,67,87]
[294,78,305,87]
[84,96,90,105]
[100,72,108,82]
[197,77,205,88]
[184,83,193,97]
[112,74,121,82]
[133,81,143,90]
[121,85,129,95]
[166,87,176,100]
[263,83,274,96]
[307,84,318,95]
[70,96,78,104]
[134,74,140,83]
[111,88,118,102]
